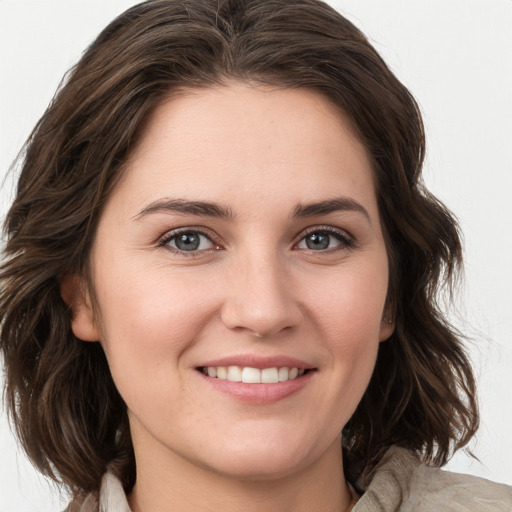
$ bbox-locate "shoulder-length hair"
[1,0,478,497]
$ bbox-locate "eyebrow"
[134,199,234,221]
[134,196,370,223]
[292,197,371,223]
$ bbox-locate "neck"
[128,437,353,512]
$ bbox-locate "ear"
[379,315,395,342]
[60,274,100,342]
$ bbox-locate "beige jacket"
[66,447,512,511]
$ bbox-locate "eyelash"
[296,226,355,252]
[157,227,221,257]
[157,225,355,256]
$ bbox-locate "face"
[69,82,393,481]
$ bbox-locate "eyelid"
[155,224,355,255]
[294,225,355,250]
[157,226,222,252]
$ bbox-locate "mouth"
[196,356,317,403]
[198,365,313,384]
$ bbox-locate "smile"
[200,366,308,383]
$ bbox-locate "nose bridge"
[220,243,303,337]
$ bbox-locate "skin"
[64,82,393,512]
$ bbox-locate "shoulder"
[64,472,131,512]
[411,462,512,512]
[63,492,98,512]
[355,446,512,512]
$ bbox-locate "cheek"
[307,263,387,400]
[91,262,218,395]
[96,257,211,334]
[311,263,388,339]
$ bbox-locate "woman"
[1,0,510,510]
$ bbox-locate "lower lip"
[198,371,315,404]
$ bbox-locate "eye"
[160,230,217,253]
[296,228,353,251]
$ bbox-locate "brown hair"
[1,0,478,497]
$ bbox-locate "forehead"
[115,82,378,220]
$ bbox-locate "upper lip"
[198,355,315,370]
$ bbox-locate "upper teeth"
[202,366,306,383]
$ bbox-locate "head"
[0,0,477,496]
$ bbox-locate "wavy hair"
[0,0,478,497]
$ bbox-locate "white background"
[1,1,511,510]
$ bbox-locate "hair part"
[1,0,478,496]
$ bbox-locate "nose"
[220,251,304,338]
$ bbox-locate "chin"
[194,434,318,482]
[208,453,309,482]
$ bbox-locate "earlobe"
[60,274,100,342]
[379,316,395,342]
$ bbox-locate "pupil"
[176,233,200,251]
[306,233,329,250]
